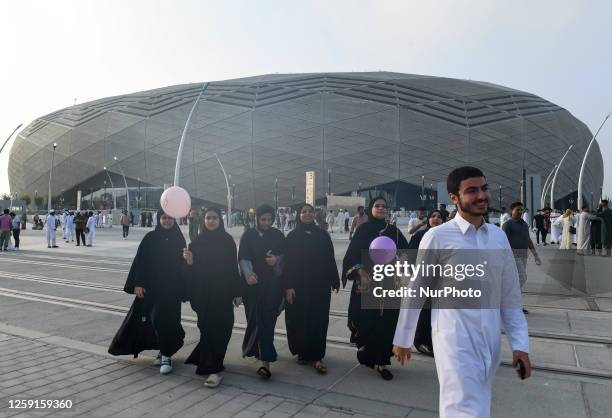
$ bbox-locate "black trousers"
[12,229,20,248]
[76,229,86,246]
[122,225,129,238]
[536,227,547,244]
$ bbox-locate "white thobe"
[577,212,596,251]
[86,216,96,245]
[393,212,529,418]
[64,215,74,241]
[521,212,530,225]
[46,215,57,246]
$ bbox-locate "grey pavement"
[0,226,611,417]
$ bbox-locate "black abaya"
[342,198,409,367]
[185,210,243,375]
[238,205,285,362]
[110,210,186,358]
[283,220,339,362]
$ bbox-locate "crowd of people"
[105,166,544,417]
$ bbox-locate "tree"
[0,193,10,200]
[34,196,44,208]
[20,194,31,206]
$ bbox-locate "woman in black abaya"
[407,209,444,357]
[183,207,243,387]
[238,204,285,379]
[342,196,409,380]
[109,209,186,375]
[284,204,340,374]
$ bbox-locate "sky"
[1,0,611,196]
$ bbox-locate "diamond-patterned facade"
[8,72,603,210]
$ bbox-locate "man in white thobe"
[86,211,96,247]
[577,206,596,255]
[393,167,531,418]
[46,210,58,248]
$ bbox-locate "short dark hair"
[501,206,506,211]
[3,209,8,214]
[602,200,609,205]
[418,206,426,212]
[447,166,485,196]
[582,204,589,210]
[510,202,523,210]
[357,206,364,210]
[440,203,446,208]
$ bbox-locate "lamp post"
[274,177,279,213]
[47,143,57,212]
[550,144,574,210]
[214,153,232,228]
[327,168,331,195]
[103,180,107,208]
[103,167,117,210]
[137,178,141,210]
[113,156,129,214]
[34,190,38,211]
[421,175,425,207]
[577,112,611,211]
[0,124,22,155]
[540,164,558,209]
[89,187,93,209]
[498,185,502,210]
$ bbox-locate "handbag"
[569,226,576,234]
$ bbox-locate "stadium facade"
[8,72,604,212]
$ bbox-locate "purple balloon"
[369,236,397,264]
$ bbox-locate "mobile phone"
[516,359,526,380]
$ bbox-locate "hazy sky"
[1,0,611,196]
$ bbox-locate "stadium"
[7,72,604,212]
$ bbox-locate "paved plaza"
[1,225,612,417]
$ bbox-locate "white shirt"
[394,211,529,351]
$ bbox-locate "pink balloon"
[160,186,191,219]
[369,236,397,264]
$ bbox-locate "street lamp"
[47,143,57,212]
[421,175,425,207]
[550,144,574,210]
[0,124,22,155]
[327,168,332,195]
[498,185,502,210]
[578,112,611,210]
[103,167,117,210]
[214,153,232,227]
[137,177,141,210]
[113,156,129,214]
[89,187,94,209]
[274,177,279,212]
[103,180,107,208]
[540,164,558,209]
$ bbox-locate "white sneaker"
[153,352,162,366]
[160,356,172,374]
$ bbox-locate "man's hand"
[392,345,412,366]
[534,255,542,266]
[512,350,532,380]
[134,286,146,299]
[183,248,193,265]
[286,288,296,304]
[246,275,258,286]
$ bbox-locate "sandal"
[257,366,271,379]
[377,366,393,381]
[313,362,327,374]
[204,373,223,388]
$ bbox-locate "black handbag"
[570,226,577,234]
